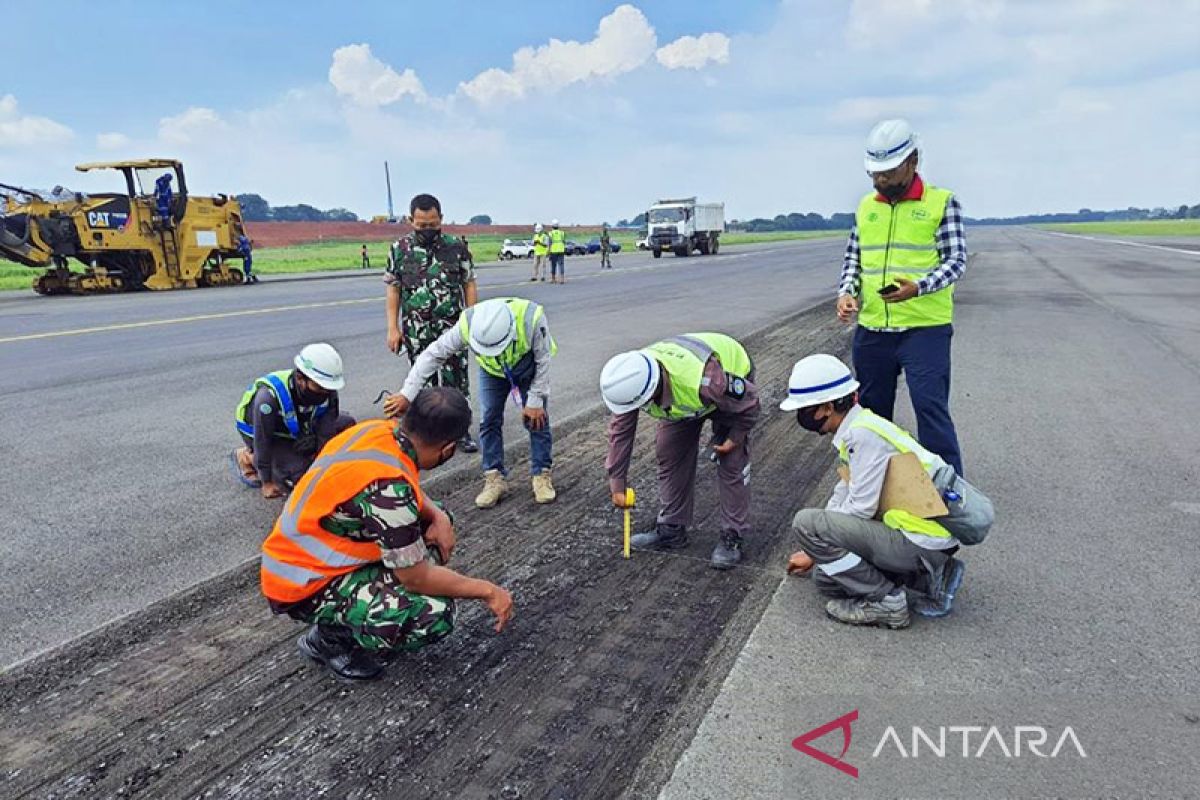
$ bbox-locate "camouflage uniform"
[385,233,475,399]
[270,435,456,652]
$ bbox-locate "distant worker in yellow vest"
[836,119,967,477]
[531,223,549,282]
[600,333,759,569]
[385,298,558,508]
[548,219,567,284]
[232,343,356,499]
[261,388,514,682]
[782,355,967,630]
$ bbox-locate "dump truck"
[0,159,247,294]
[646,197,724,258]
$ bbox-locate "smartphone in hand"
[878,284,899,296]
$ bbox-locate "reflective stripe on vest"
[836,408,952,541]
[642,333,752,421]
[549,229,566,254]
[235,370,328,439]
[855,185,954,329]
[457,297,558,378]
[260,420,425,603]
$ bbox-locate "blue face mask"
[796,406,827,433]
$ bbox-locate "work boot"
[459,433,479,453]
[297,625,384,681]
[710,531,743,570]
[630,523,689,550]
[475,469,508,509]
[913,558,966,619]
[825,591,911,630]
[531,471,557,504]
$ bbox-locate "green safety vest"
[642,333,752,421]
[549,229,566,254]
[855,185,954,329]
[836,408,952,541]
[533,233,549,256]
[236,370,329,440]
[457,297,557,379]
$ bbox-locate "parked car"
[499,239,535,260]
[564,240,588,256]
[585,238,623,254]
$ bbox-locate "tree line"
[235,194,359,223]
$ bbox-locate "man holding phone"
[835,119,968,476]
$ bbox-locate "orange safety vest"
[260,419,425,603]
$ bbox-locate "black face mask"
[796,407,827,433]
[295,382,329,406]
[878,182,909,203]
[414,228,441,248]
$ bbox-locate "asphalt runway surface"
[2,229,1196,799]
[0,238,843,668]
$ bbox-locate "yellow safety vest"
[549,229,566,254]
[642,333,752,421]
[236,369,329,439]
[836,408,952,542]
[855,185,954,329]
[457,297,557,378]
[533,233,549,256]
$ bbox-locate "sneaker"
[630,524,688,550]
[531,471,557,504]
[297,625,384,681]
[475,469,508,509]
[710,531,743,570]
[459,433,479,453]
[825,591,911,629]
[913,558,966,618]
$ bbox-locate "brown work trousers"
[655,414,751,537]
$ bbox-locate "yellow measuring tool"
[623,487,636,558]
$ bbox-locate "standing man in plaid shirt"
[835,119,967,476]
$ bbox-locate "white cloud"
[459,4,658,104]
[158,107,230,146]
[96,132,130,150]
[655,32,731,70]
[0,94,73,148]
[329,44,426,106]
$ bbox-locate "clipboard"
[837,451,948,519]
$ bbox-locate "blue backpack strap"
[264,373,301,437]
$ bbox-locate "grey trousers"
[242,413,355,486]
[656,415,751,537]
[792,509,949,602]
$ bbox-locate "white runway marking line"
[1036,229,1200,258]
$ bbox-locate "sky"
[2,0,1197,223]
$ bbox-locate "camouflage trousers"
[286,564,457,652]
[407,328,471,400]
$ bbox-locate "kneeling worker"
[600,332,758,569]
[385,297,558,508]
[233,343,356,498]
[261,388,514,681]
[782,354,965,629]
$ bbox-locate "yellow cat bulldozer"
[0,159,247,294]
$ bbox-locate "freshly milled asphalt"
[658,228,1200,798]
[0,238,845,668]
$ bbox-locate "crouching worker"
[233,343,356,499]
[260,387,514,681]
[783,354,980,629]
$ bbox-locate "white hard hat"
[600,351,660,414]
[534,223,544,232]
[863,118,919,173]
[294,342,345,391]
[551,219,560,227]
[779,354,859,411]
[467,299,517,357]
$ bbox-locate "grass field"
[0,229,848,292]
[1039,219,1200,237]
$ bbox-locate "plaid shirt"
[838,193,967,301]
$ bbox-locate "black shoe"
[711,531,743,570]
[630,524,688,550]
[913,558,966,618]
[297,625,384,681]
[458,433,479,453]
